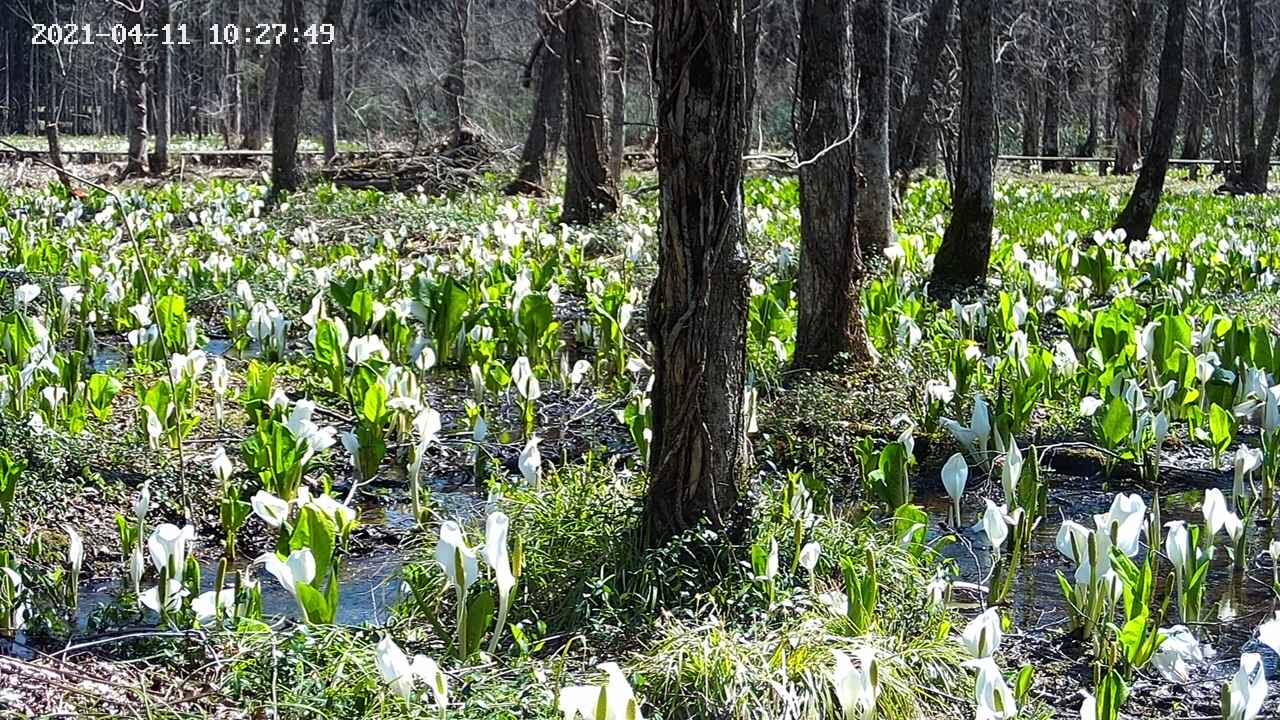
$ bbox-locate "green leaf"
[294,581,333,624]
[1101,397,1132,449]
[465,591,495,656]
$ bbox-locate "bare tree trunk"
[1114,0,1187,241]
[607,1,628,185]
[1244,58,1280,191]
[150,0,172,174]
[1113,0,1155,174]
[319,0,346,163]
[45,122,73,192]
[1076,0,1102,159]
[121,0,148,177]
[929,0,995,297]
[1021,80,1041,158]
[270,0,306,196]
[795,0,872,369]
[506,7,565,195]
[242,49,279,150]
[444,0,471,146]
[1180,0,1207,179]
[645,0,751,539]
[559,0,619,225]
[1236,0,1256,175]
[1041,75,1061,171]
[853,0,893,257]
[227,0,243,141]
[892,0,953,175]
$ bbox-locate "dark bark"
[121,0,149,177]
[607,1,628,185]
[645,0,751,539]
[316,0,343,162]
[242,49,279,150]
[892,0,953,175]
[150,0,173,173]
[319,0,346,163]
[559,0,619,225]
[1180,0,1207,178]
[1113,0,1187,242]
[928,0,995,297]
[444,0,471,146]
[1244,58,1280,191]
[1075,0,1102,159]
[227,0,243,141]
[270,0,307,196]
[5,6,31,134]
[794,0,872,369]
[1021,80,1041,158]
[1236,0,1256,171]
[1113,0,1154,174]
[853,0,893,257]
[506,8,565,196]
[1041,76,1061,172]
[45,122,73,192]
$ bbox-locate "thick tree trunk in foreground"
[506,15,566,195]
[270,0,306,195]
[150,0,172,174]
[795,0,872,369]
[444,0,471,145]
[1114,0,1187,241]
[853,0,893,257]
[893,0,953,175]
[928,0,995,297]
[607,2,628,186]
[559,0,619,225]
[121,0,148,177]
[1242,58,1280,192]
[645,0,751,538]
[319,0,346,163]
[1113,0,1154,174]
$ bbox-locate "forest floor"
[0,159,1278,719]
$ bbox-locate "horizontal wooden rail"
[997,154,1280,167]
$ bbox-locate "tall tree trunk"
[795,0,872,369]
[506,8,566,195]
[150,0,172,174]
[1021,80,1041,158]
[1236,0,1256,176]
[892,0,953,176]
[929,0,995,297]
[444,0,471,145]
[559,0,619,225]
[121,0,148,177]
[270,0,306,195]
[1113,0,1155,174]
[853,0,893,257]
[1041,75,1061,171]
[607,1,628,185]
[5,6,31,134]
[319,0,346,163]
[227,0,243,141]
[1180,0,1206,179]
[1076,0,1102,158]
[645,0,751,539]
[1243,58,1280,191]
[1113,0,1187,241]
[242,49,279,150]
